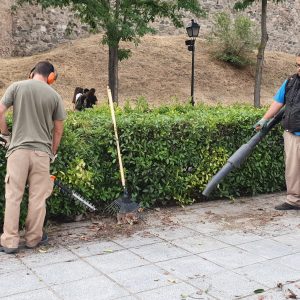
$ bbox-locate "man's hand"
[0,133,11,148]
[50,154,57,164]
[253,118,268,131]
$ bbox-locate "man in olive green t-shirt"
[0,61,66,254]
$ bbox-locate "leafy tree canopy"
[16,0,205,102]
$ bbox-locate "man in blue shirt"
[254,52,300,210]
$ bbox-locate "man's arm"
[0,103,9,134]
[263,101,284,120]
[52,120,64,155]
[254,101,284,131]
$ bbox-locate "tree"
[17,0,204,104]
[234,0,286,108]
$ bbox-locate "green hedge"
[0,103,285,226]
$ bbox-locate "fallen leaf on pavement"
[38,247,48,253]
[285,288,297,299]
[168,278,177,283]
[277,282,283,289]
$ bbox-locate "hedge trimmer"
[50,175,96,211]
[0,135,96,211]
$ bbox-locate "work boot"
[275,202,300,210]
[26,233,49,249]
[0,246,18,254]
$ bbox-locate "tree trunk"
[254,0,268,108]
[108,45,119,104]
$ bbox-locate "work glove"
[0,133,11,149]
[253,118,268,131]
[50,154,57,164]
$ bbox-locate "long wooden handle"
[107,86,126,188]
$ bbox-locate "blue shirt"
[273,80,300,136]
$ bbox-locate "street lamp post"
[185,19,200,106]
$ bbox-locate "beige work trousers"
[0,149,53,249]
[284,131,300,207]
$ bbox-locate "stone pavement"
[1,192,300,300]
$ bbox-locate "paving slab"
[190,270,267,299]
[108,264,180,294]
[207,230,263,246]
[156,255,224,280]
[115,297,139,300]
[236,238,295,259]
[85,249,150,274]
[272,252,300,270]
[113,232,164,249]
[67,240,123,257]
[171,234,230,253]
[136,282,204,300]
[148,226,198,241]
[0,255,26,274]
[1,288,60,300]
[242,282,300,300]
[31,259,100,285]
[51,275,130,300]
[271,232,300,251]
[1,192,300,299]
[198,246,267,269]
[19,246,78,267]
[235,260,300,288]
[0,269,46,298]
[129,242,190,263]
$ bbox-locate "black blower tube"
[202,108,285,197]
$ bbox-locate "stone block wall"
[0,0,13,57]
[11,4,89,56]
[153,0,299,54]
[0,1,89,57]
[0,0,299,57]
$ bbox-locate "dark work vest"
[282,74,300,132]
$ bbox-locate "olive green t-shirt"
[1,79,66,158]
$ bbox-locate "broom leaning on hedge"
[105,87,140,214]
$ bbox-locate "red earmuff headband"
[29,64,58,85]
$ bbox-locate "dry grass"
[0,34,296,110]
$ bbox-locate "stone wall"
[0,1,89,57]
[0,0,14,57]
[153,0,299,54]
[0,0,299,57]
[11,4,89,56]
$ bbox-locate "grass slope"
[0,34,295,109]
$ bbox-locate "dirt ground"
[0,34,296,109]
[38,193,294,248]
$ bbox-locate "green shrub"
[0,103,285,228]
[207,12,258,67]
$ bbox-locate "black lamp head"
[186,19,200,38]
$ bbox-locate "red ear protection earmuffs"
[28,64,58,85]
[47,71,57,85]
